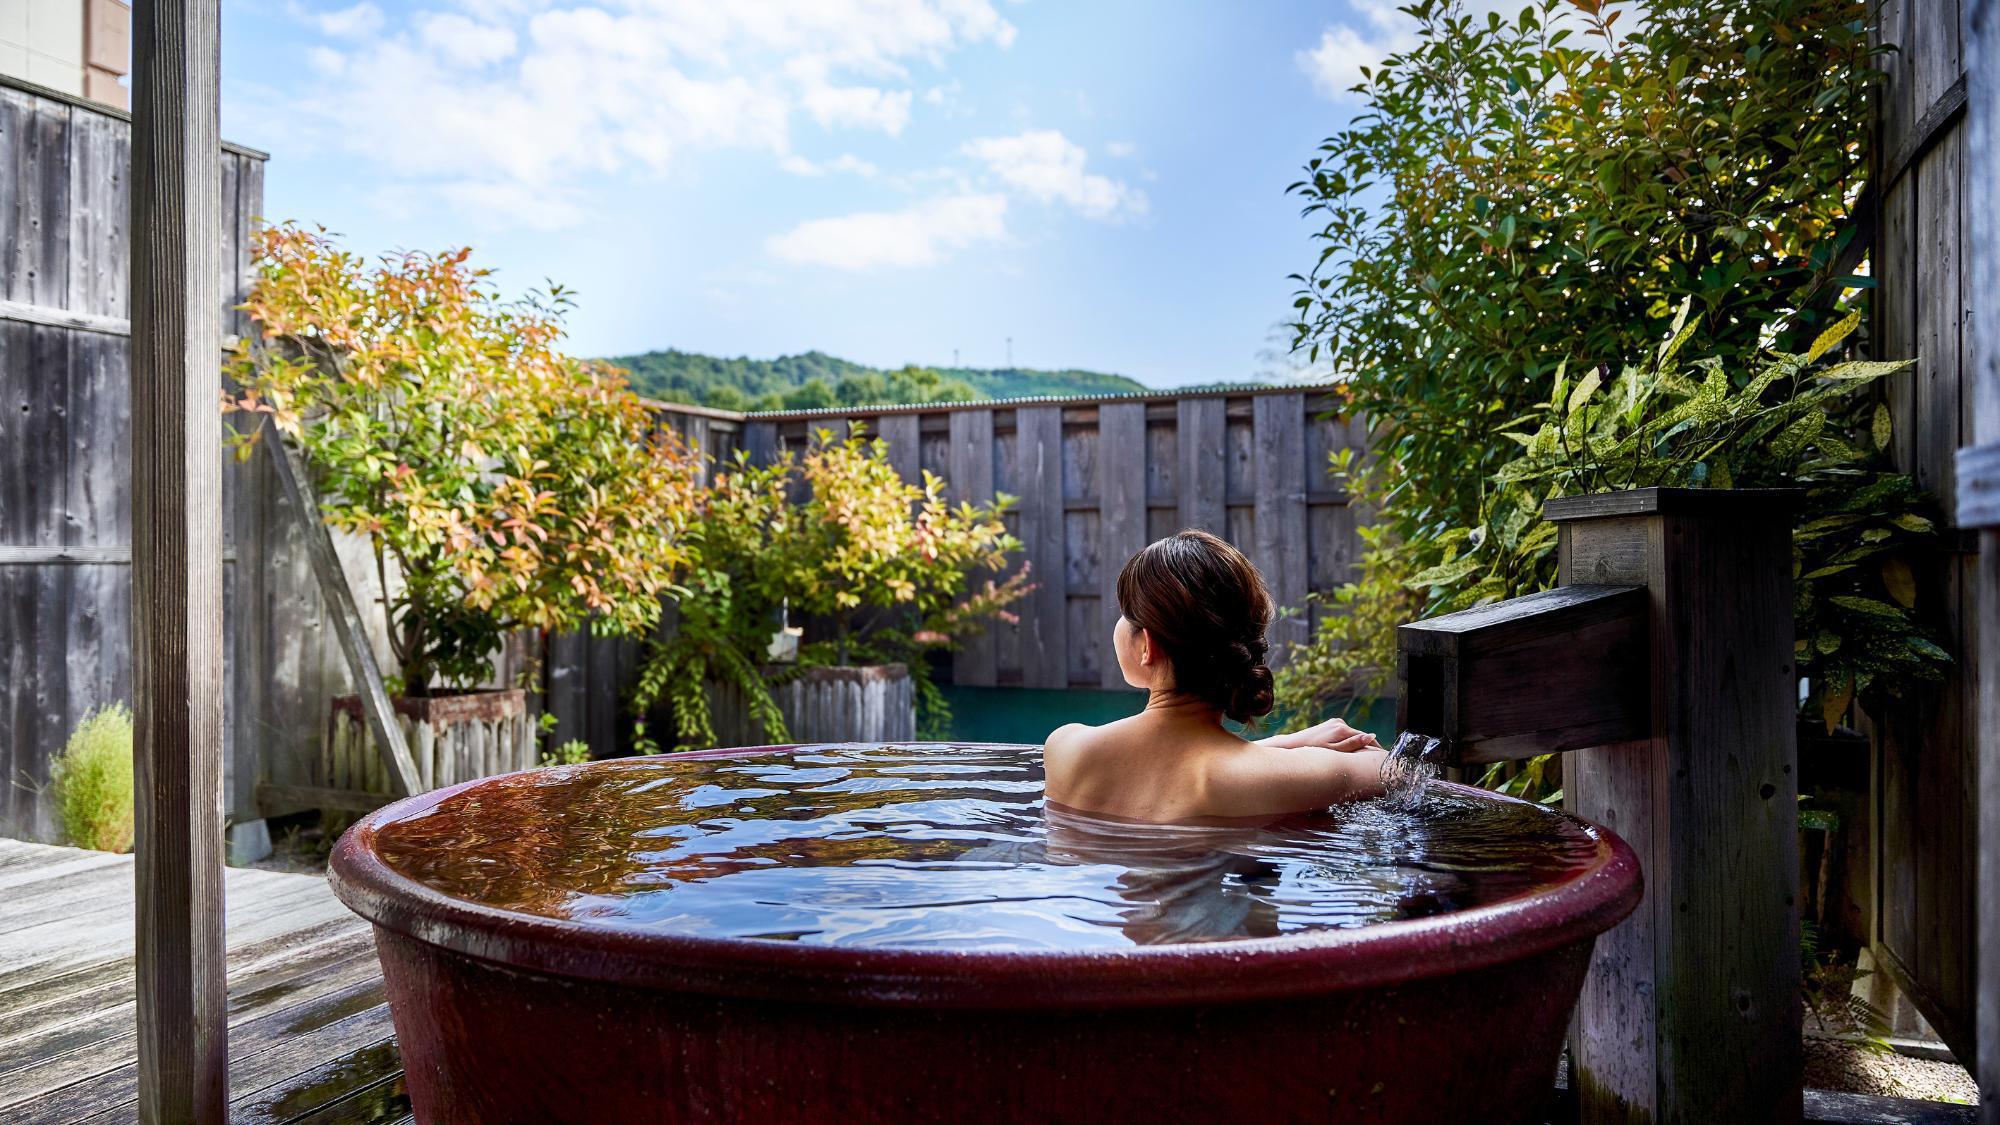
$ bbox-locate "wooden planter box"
[323,689,535,794]
[708,664,915,746]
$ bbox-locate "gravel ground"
[246,815,336,875]
[1804,1037,1980,1104]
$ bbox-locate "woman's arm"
[1256,715,1381,753]
[1208,743,1389,816]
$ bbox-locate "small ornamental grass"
[50,704,135,853]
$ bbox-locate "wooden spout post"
[1550,488,1801,1125]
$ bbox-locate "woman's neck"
[1142,689,1224,724]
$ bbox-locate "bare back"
[1043,701,1387,823]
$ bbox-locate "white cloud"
[1300,0,1566,100]
[801,84,913,134]
[277,0,1016,227]
[1105,140,1137,158]
[311,2,384,39]
[1298,0,1412,100]
[780,153,881,177]
[418,13,518,69]
[767,193,1008,270]
[962,129,1145,221]
[306,46,346,76]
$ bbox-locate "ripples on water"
[375,744,1600,951]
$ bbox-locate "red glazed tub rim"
[329,743,1643,1011]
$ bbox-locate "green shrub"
[1277,0,1901,728]
[226,224,703,694]
[50,704,135,853]
[540,739,592,767]
[632,429,1029,751]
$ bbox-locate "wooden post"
[1955,2,1999,1119]
[129,0,227,1120]
[1549,489,1801,1125]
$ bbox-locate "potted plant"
[633,428,1030,751]
[227,223,700,792]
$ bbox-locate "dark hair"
[1115,529,1275,722]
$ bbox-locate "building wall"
[0,0,128,108]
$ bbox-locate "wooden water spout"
[1395,488,1801,1125]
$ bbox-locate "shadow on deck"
[0,839,409,1124]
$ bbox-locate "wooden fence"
[540,390,1366,752]
[739,391,1365,686]
[1868,0,1979,1065]
[0,75,272,843]
[0,76,531,843]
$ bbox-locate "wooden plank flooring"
[0,839,411,1123]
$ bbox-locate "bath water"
[375,744,1601,950]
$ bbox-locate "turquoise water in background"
[938,686,1396,746]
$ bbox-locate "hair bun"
[1225,663,1275,723]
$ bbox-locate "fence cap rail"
[0,71,271,161]
[639,380,1352,425]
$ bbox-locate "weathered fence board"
[1869,0,1979,1067]
[1097,403,1147,689]
[1177,397,1227,535]
[948,408,999,688]
[1015,405,1068,689]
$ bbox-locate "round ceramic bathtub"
[329,743,1641,1124]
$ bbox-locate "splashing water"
[1381,732,1444,812]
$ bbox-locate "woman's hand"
[1257,717,1382,754]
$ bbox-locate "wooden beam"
[1552,492,1802,1124]
[0,296,130,335]
[264,434,421,797]
[129,0,227,1120]
[1395,584,1651,765]
[255,782,394,817]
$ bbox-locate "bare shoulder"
[1044,713,1146,755]
[1043,722,1094,750]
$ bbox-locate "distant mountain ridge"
[603,347,1152,412]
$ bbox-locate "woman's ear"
[1137,628,1155,667]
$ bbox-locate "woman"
[1044,529,1387,823]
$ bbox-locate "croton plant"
[226,223,702,695]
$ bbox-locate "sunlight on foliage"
[633,429,1030,751]
[1274,0,1924,768]
[226,224,703,694]
[50,704,134,853]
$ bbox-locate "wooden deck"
[0,839,410,1123]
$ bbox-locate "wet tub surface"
[371,742,1603,950]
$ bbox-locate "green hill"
[940,366,1149,400]
[604,348,1150,411]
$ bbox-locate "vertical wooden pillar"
[1956,3,2000,1120]
[1551,490,1801,1125]
[129,0,227,1121]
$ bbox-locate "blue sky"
[219,1,1407,388]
